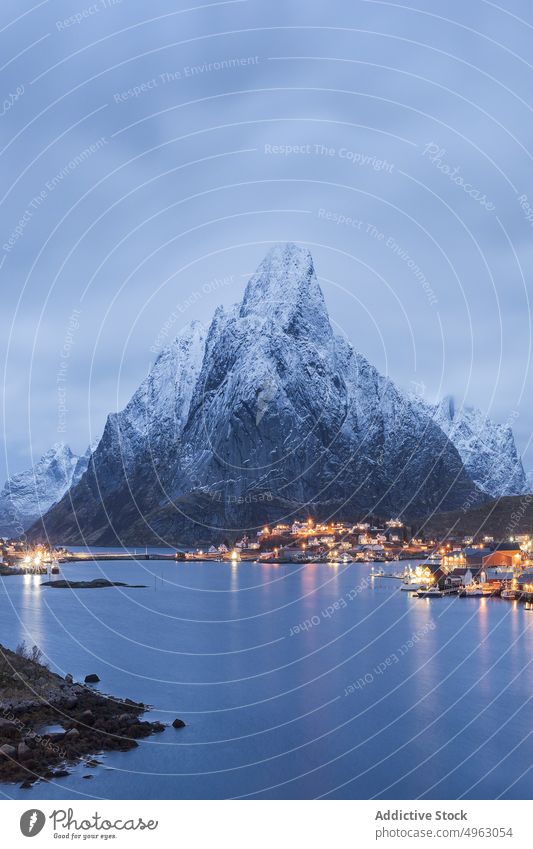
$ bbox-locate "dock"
[59,552,184,563]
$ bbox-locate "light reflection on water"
[0,557,532,800]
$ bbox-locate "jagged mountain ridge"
[35,321,208,542]
[0,443,90,537]
[411,395,527,497]
[29,244,489,545]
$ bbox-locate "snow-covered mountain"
[412,395,527,497]
[28,321,207,543]
[30,244,484,545]
[90,320,206,487]
[168,246,478,526]
[0,443,90,537]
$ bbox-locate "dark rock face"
[30,244,484,546]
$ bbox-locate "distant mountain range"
[0,444,90,537]
[410,395,527,497]
[3,243,527,546]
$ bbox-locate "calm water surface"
[0,554,532,800]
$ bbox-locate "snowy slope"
[0,443,88,537]
[27,321,207,543]
[412,395,527,497]
[95,319,207,484]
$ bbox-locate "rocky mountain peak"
[440,395,455,422]
[239,243,331,344]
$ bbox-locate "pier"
[59,552,185,563]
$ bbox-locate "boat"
[371,567,385,577]
[401,583,425,592]
[416,586,443,598]
[481,583,500,596]
[459,584,484,597]
[501,588,518,600]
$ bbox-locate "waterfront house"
[482,543,523,570]
[484,565,514,582]
[464,547,492,567]
[517,570,533,592]
[428,564,447,588]
[442,550,466,568]
[446,566,486,586]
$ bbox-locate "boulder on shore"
[0,719,17,737]
[17,741,31,761]
[80,709,95,725]
[0,744,16,759]
[84,674,100,684]
[65,728,80,740]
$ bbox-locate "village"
[2,518,533,602]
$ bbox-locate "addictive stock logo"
[20,809,46,837]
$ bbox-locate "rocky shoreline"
[0,642,183,788]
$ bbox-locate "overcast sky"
[1,0,533,482]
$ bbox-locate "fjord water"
[1,555,532,800]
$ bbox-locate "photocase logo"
[20,809,46,837]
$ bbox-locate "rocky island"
[41,578,147,589]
